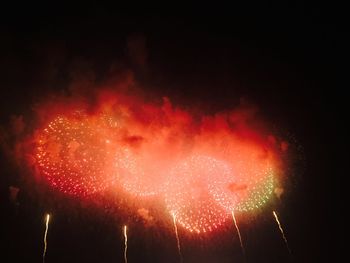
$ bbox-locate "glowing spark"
[273,211,291,254]
[123,225,128,263]
[172,213,183,263]
[231,210,246,258]
[43,214,50,263]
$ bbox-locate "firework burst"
[165,155,230,233]
[35,115,116,196]
[207,140,277,213]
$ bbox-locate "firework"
[165,155,230,233]
[235,172,274,212]
[35,116,116,196]
[123,225,128,263]
[273,211,291,254]
[17,88,289,247]
[208,141,276,213]
[172,213,183,262]
[42,214,50,263]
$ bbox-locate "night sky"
[0,3,343,263]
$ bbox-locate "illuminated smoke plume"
[11,74,287,234]
[274,187,285,199]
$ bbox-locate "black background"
[0,2,344,262]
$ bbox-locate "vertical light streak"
[273,210,291,254]
[123,225,128,263]
[172,213,183,263]
[43,214,50,263]
[231,210,246,258]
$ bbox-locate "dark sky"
[0,3,344,263]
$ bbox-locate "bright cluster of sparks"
[165,156,232,233]
[36,116,116,196]
[25,90,286,235]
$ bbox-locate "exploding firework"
[42,214,50,263]
[208,140,276,213]
[165,155,230,233]
[19,88,287,242]
[35,115,116,196]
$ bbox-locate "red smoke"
[14,78,287,234]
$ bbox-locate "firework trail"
[172,213,183,263]
[273,210,291,254]
[123,225,128,263]
[43,214,50,263]
[231,210,246,259]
